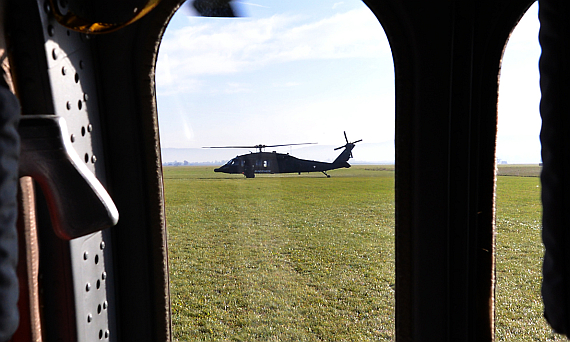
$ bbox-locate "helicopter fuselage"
[214,147,353,178]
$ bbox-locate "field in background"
[165,164,561,341]
[497,164,541,177]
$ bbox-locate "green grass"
[165,164,563,341]
[495,172,564,341]
[166,166,395,341]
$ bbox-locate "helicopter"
[205,132,362,178]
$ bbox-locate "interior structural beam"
[365,0,535,340]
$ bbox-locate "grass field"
[165,164,562,341]
[494,165,564,341]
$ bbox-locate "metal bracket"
[18,115,118,240]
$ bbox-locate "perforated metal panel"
[36,1,117,341]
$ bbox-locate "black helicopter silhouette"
[205,132,362,178]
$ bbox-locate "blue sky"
[156,1,540,164]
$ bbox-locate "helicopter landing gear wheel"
[322,171,330,178]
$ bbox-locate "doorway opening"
[156,1,396,340]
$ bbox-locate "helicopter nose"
[214,164,228,172]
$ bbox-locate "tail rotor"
[334,131,362,158]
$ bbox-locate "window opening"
[495,2,563,340]
[156,1,395,340]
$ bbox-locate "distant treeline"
[162,161,227,166]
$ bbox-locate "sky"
[497,2,540,164]
[156,1,540,164]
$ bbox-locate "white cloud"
[155,75,203,96]
[156,2,395,155]
[157,7,388,91]
[239,1,269,9]
[332,2,345,10]
[272,81,301,87]
[156,53,173,85]
[223,82,253,93]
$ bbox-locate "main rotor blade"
[191,0,242,17]
[353,139,363,144]
[202,146,256,149]
[263,143,317,148]
[203,142,317,149]
[344,131,348,144]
